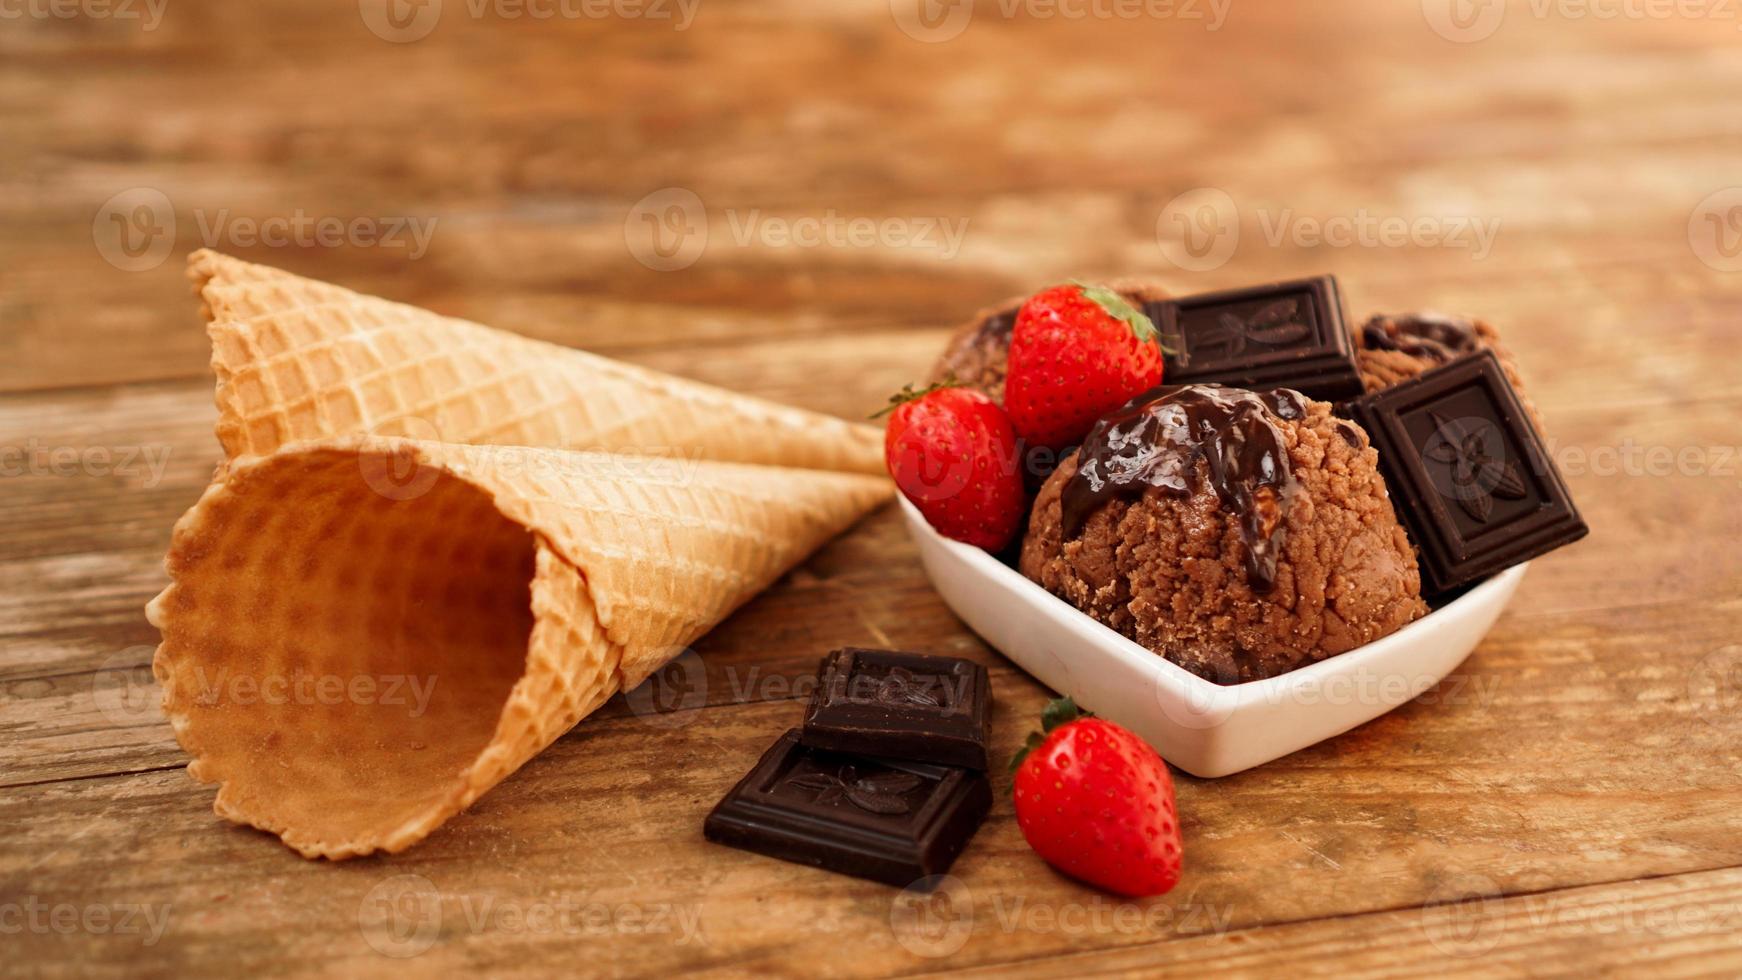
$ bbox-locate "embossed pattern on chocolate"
[800,648,992,769]
[1346,350,1587,595]
[1144,276,1364,401]
[704,730,992,886]
[778,763,926,816]
[1423,409,1528,524]
[869,666,951,708]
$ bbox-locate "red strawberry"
[879,382,1026,552]
[1011,698,1182,897]
[1005,283,1166,451]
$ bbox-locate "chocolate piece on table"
[1345,349,1587,596]
[800,648,992,770]
[703,730,992,887]
[1144,275,1364,401]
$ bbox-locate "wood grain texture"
[934,867,1742,978]
[5,0,1742,976]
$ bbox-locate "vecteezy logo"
[890,875,974,958]
[357,441,442,502]
[358,874,443,958]
[93,188,175,272]
[622,647,708,729]
[625,188,708,271]
[1689,188,1742,273]
[91,647,163,726]
[889,0,974,43]
[1152,656,1239,731]
[1421,872,1504,956]
[887,425,977,505]
[359,0,442,43]
[1688,645,1742,726]
[1421,0,1505,43]
[1155,188,1239,272]
[354,417,446,501]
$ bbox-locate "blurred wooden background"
[5,0,1742,976]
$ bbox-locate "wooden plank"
[8,1,1742,976]
[7,194,1742,395]
[6,358,1742,784]
[930,866,1742,978]
[3,373,1741,975]
[12,251,1742,427]
[6,1,1742,392]
[6,686,1742,979]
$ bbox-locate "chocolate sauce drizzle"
[1061,385,1307,593]
[1335,420,1364,448]
[1361,313,1480,366]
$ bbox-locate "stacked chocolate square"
[1147,274,1587,598]
[704,648,994,886]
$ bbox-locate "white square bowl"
[898,496,1528,777]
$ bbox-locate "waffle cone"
[145,437,890,859]
[189,250,884,474]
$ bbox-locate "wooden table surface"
[6,1,1742,976]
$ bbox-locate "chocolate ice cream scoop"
[1355,312,1542,431]
[1359,313,1482,365]
[1020,392,1427,685]
[1063,385,1308,593]
[930,305,1016,404]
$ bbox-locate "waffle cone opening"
[149,448,547,857]
[148,434,890,858]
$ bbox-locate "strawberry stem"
[1041,695,1087,732]
[870,377,961,419]
[1009,696,1092,773]
[1073,281,1176,354]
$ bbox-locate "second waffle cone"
[190,250,885,474]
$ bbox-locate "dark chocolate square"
[1346,350,1587,595]
[800,648,992,770]
[703,730,992,887]
[1145,275,1364,401]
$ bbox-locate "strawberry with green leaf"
[878,381,1027,552]
[1011,697,1183,897]
[1005,283,1167,451]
